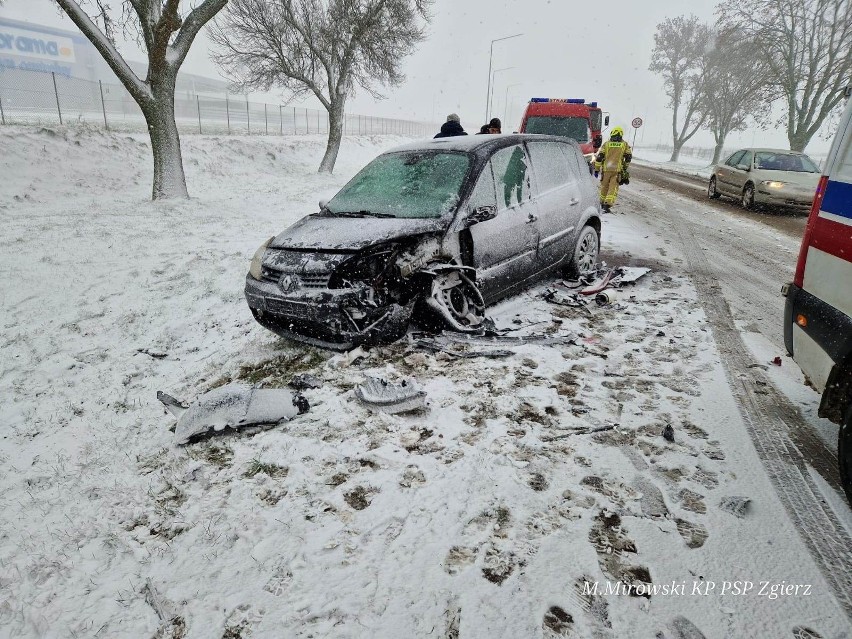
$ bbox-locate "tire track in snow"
[626,183,852,618]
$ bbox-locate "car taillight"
[793,175,828,288]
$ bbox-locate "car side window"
[467,161,498,211]
[740,151,754,168]
[726,150,745,167]
[527,141,577,193]
[559,143,588,176]
[490,145,533,210]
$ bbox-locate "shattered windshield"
[754,152,820,173]
[525,116,591,142]
[326,151,471,218]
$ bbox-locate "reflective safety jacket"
[595,139,633,173]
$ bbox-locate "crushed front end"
[245,243,429,350]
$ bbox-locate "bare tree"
[209,0,431,173]
[720,0,852,151]
[698,29,773,164]
[54,0,228,199]
[649,15,711,162]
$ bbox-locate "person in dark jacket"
[477,124,491,134]
[434,113,468,138]
[488,117,502,134]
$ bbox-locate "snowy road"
[2,128,851,638]
[619,176,852,612]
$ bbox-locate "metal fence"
[0,66,437,137]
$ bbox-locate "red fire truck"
[518,98,609,163]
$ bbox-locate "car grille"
[260,266,331,289]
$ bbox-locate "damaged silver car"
[245,134,602,349]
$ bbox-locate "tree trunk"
[318,103,345,174]
[789,131,809,153]
[670,142,682,162]
[711,138,725,165]
[143,79,189,199]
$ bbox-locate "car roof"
[736,148,811,155]
[386,133,581,154]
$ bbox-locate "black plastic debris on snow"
[355,376,428,414]
[157,383,309,445]
[543,266,651,309]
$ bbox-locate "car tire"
[566,225,600,278]
[839,405,852,505]
[708,176,721,199]
[741,183,755,210]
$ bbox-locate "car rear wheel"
[567,225,600,278]
[839,405,852,505]
[708,176,721,199]
[741,183,755,210]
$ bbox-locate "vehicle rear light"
[793,175,828,288]
[797,314,808,327]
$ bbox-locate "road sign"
[632,117,643,128]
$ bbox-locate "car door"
[729,149,754,193]
[717,150,745,194]
[466,144,540,299]
[525,140,583,267]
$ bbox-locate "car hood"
[270,214,448,251]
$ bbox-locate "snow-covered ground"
[632,148,713,180]
[1,127,848,638]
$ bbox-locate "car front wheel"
[567,225,600,277]
[708,176,721,199]
[839,405,852,505]
[741,183,755,210]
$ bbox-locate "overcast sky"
[0,0,835,153]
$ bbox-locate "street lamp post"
[485,33,523,122]
[488,67,515,123]
[503,83,522,129]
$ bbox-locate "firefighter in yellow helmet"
[593,126,632,212]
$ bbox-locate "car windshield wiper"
[325,209,396,218]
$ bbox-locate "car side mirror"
[319,198,329,210]
[593,134,603,149]
[604,115,610,126]
[737,164,750,172]
[467,205,497,226]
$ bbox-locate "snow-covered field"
[1,127,848,638]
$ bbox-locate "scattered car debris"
[355,376,427,414]
[719,496,752,518]
[336,346,370,367]
[595,289,623,306]
[662,424,675,442]
[419,331,577,348]
[542,424,617,441]
[771,356,783,366]
[288,373,323,390]
[137,348,168,359]
[158,383,309,445]
[414,339,514,359]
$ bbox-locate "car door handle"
[569,198,579,206]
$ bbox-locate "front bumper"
[245,274,413,350]
[755,187,814,208]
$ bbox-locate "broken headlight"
[328,244,400,290]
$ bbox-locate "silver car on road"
[245,134,602,349]
[708,148,821,211]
